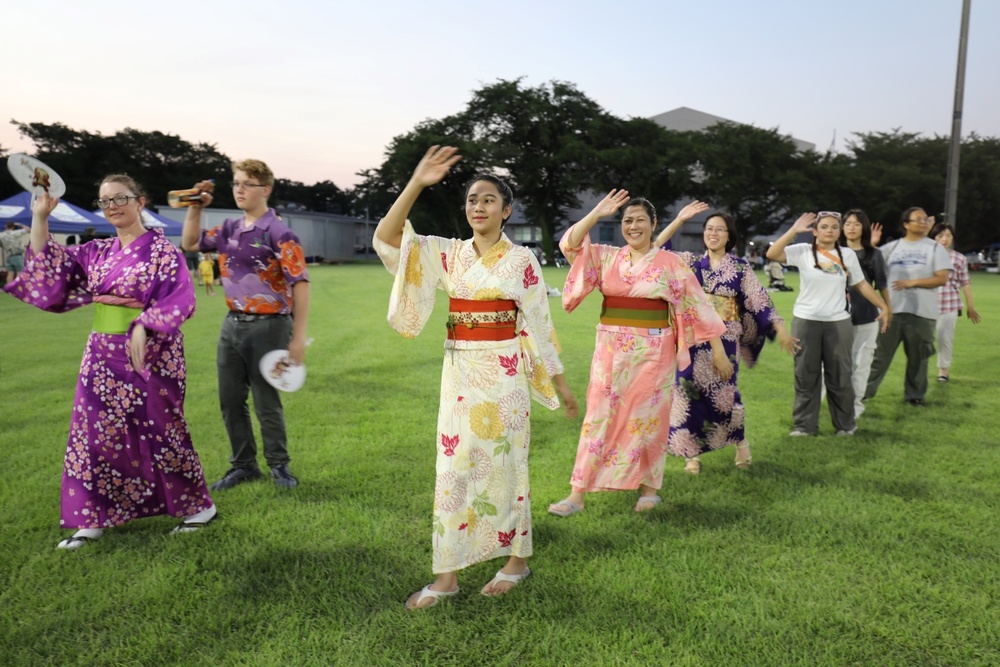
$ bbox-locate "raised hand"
[791,213,817,235]
[590,189,631,219]
[31,193,59,221]
[195,179,215,207]
[870,222,882,246]
[410,145,462,188]
[674,200,710,224]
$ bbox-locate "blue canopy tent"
[0,192,113,234]
[93,207,184,235]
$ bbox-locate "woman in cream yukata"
[548,190,731,518]
[373,146,578,610]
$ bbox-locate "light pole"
[944,0,972,230]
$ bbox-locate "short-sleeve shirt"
[0,228,29,255]
[879,238,952,320]
[938,249,969,314]
[848,247,888,326]
[784,243,864,322]
[198,209,309,314]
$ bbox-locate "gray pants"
[218,314,292,470]
[865,312,936,402]
[792,317,855,434]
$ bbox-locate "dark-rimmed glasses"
[94,195,139,209]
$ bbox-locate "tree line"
[4,78,999,254]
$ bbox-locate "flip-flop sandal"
[482,567,531,596]
[634,495,662,512]
[56,535,98,550]
[172,513,218,534]
[405,585,459,610]
[547,499,584,517]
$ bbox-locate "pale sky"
[3,0,997,190]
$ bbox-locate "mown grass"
[1,266,998,666]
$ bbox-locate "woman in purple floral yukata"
[654,208,797,472]
[4,175,216,550]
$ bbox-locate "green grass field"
[1,266,998,666]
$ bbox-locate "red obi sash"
[447,298,518,341]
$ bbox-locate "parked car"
[965,248,998,271]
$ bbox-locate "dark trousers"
[791,317,856,434]
[865,312,936,402]
[218,314,292,469]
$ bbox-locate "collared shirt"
[198,208,309,314]
[0,228,29,255]
[938,249,969,314]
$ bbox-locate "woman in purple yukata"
[654,208,797,473]
[4,175,216,550]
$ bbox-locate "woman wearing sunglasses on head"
[767,212,888,436]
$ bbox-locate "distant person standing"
[864,208,951,407]
[181,159,311,490]
[1,222,30,282]
[930,222,981,382]
[198,253,216,296]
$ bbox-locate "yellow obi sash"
[707,294,740,322]
[600,296,672,328]
[447,298,518,341]
[93,303,142,334]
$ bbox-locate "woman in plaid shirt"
[931,222,981,382]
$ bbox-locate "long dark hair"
[840,208,875,276]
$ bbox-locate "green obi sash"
[93,303,142,334]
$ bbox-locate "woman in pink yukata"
[548,189,732,517]
[4,175,216,550]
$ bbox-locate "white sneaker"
[836,429,856,436]
[789,429,812,437]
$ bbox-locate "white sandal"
[405,585,459,610]
[634,495,662,512]
[482,567,531,596]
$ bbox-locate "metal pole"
[944,0,972,230]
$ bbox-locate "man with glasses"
[864,207,951,407]
[181,159,311,489]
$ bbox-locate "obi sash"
[447,298,518,341]
[93,303,142,334]
[707,294,740,322]
[600,295,672,328]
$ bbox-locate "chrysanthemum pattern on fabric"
[668,252,783,456]
[373,222,565,573]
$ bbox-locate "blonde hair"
[232,159,274,188]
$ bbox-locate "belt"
[93,303,142,334]
[600,295,672,328]
[227,311,290,322]
[446,298,517,341]
[707,294,740,322]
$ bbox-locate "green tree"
[464,79,610,259]
[690,122,812,251]
[10,121,235,208]
[592,116,695,218]
[954,134,1000,250]
[273,179,352,214]
[351,115,490,238]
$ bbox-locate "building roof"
[649,106,816,153]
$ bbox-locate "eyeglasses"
[233,181,267,191]
[704,226,729,234]
[817,211,842,220]
[94,195,139,209]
